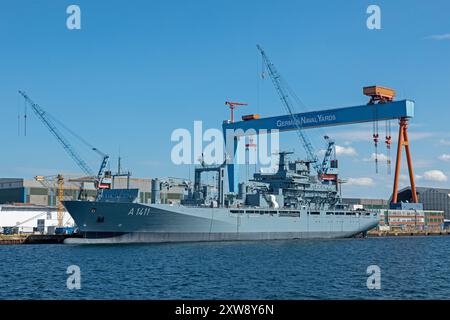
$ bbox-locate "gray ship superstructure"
[63,151,378,244]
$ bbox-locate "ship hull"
[63,201,379,244]
[64,231,364,244]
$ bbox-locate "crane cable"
[282,75,329,146]
[21,96,99,154]
[17,94,21,136]
[257,50,262,114]
[46,112,97,151]
[386,120,392,175]
[45,110,109,173]
[372,106,379,174]
[24,97,27,136]
[264,60,330,160]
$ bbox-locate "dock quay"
[367,230,450,237]
[0,234,82,245]
[0,235,27,245]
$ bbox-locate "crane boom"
[18,90,95,177]
[256,45,322,174]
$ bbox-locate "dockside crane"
[225,101,248,123]
[92,147,110,183]
[18,91,110,190]
[256,45,329,176]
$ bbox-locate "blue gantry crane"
[18,90,110,187]
[224,96,416,200]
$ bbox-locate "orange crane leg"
[391,118,417,204]
[392,119,404,203]
[403,122,418,203]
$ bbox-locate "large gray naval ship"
[63,151,379,244]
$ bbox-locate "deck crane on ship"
[256,44,337,181]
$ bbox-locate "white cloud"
[422,170,448,182]
[317,145,357,157]
[362,153,389,162]
[440,139,450,146]
[428,33,450,40]
[335,145,358,156]
[439,154,450,162]
[399,174,409,182]
[346,177,375,187]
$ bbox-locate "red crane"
[225,101,248,123]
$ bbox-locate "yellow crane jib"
[34,174,65,227]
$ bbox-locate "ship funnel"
[151,178,161,204]
[238,182,247,203]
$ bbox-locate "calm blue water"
[1,236,450,299]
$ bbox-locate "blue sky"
[0,0,449,199]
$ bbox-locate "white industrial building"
[0,204,74,234]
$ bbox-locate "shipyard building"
[342,198,389,210]
[395,186,450,220]
[343,196,445,231]
[0,204,74,234]
[377,209,444,231]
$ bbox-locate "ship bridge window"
[269,211,277,214]
[246,210,255,214]
[346,212,356,216]
[336,212,344,215]
[326,212,334,215]
[279,211,300,217]
[310,212,320,215]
